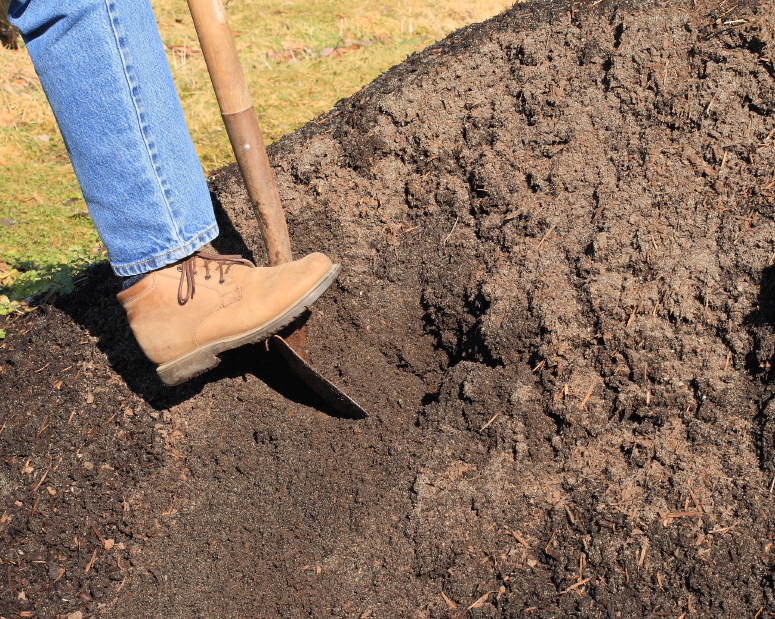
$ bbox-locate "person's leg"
[8,0,217,276]
[8,0,341,385]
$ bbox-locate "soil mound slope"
[3,0,775,617]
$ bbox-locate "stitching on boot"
[120,274,157,305]
[191,302,228,347]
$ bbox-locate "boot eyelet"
[177,266,182,272]
[204,275,211,280]
[193,271,198,276]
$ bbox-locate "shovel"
[187,0,367,419]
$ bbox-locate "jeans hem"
[110,223,219,276]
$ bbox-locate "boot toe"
[296,252,334,277]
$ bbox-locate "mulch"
[3,0,775,616]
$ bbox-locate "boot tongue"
[177,252,254,305]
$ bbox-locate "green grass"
[0,0,513,315]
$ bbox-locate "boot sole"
[156,263,341,386]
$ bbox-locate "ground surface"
[3,0,775,616]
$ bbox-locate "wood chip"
[84,548,98,573]
[30,468,50,491]
[559,577,592,594]
[638,544,648,568]
[709,522,738,534]
[580,378,600,409]
[467,591,498,610]
[688,487,702,511]
[666,510,701,518]
[440,591,458,609]
[503,528,530,548]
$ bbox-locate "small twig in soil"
[688,487,703,511]
[558,577,591,595]
[34,361,51,373]
[442,216,459,245]
[440,591,458,609]
[554,383,569,402]
[36,414,49,438]
[479,411,501,432]
[704,93,717,116]
[532,359,546,372]
[577,553,586,582]
[769,476,775,493]
[580,378,599,409]
[91,524,106,546]
[666,510,701,519]
[70,365,83,385]
[84,548,98,573]
[503,528,530,548]
[626,302,642,328]
[709,522,737,534]
[535,221,557,250]
[114,573,130,599]
[30,468,50,491]
[27,494,40,517]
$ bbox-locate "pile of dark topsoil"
[3,0,775,616]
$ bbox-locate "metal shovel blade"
[270,335,368,419]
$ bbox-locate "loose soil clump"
[3,0,775,616]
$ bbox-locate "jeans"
[8,0,218,276]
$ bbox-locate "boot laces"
[177,252,253,305]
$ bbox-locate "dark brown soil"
[4,0,775,616]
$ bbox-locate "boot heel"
[157,349,221,386]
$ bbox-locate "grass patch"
[0,0,513,304]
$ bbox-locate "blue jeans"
[8,0,218,276]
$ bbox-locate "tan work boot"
[117,251,339,385]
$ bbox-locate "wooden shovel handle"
[187,0,292,266]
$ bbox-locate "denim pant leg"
[8,0,218,276]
